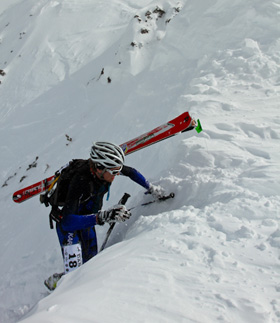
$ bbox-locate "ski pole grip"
[119,192,130,205]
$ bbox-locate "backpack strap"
[49,206,64,229]
[40,175,60,207]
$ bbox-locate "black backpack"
[40,159,89,229]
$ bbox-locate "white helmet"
[90,142,125,169]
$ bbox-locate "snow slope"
[0,0,280,322]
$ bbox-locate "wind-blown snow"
[0,0,280,322]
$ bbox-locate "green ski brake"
[195,119,203,133]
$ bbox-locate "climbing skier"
[44,141,164,290]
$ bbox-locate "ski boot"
[44,272,64,291]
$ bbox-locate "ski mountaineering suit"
[56,160,150,263]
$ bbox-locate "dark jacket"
[60,161,149,232]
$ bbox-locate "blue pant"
[56,223,98,263]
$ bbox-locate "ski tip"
[195,119,203,133]
[12,194,22,203]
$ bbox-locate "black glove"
[97,204,131,225]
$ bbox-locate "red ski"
[120,111,196,155]
[13,112,200,203]
[13,176,55,203]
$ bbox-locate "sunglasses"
[106,168,122,176]
[96,164,122,176]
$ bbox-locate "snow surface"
[0,0,280,322]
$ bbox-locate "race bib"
[63,243,83,274]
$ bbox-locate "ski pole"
[100,192,174,251]
[100,193,130,252]
[128,192,175,211]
